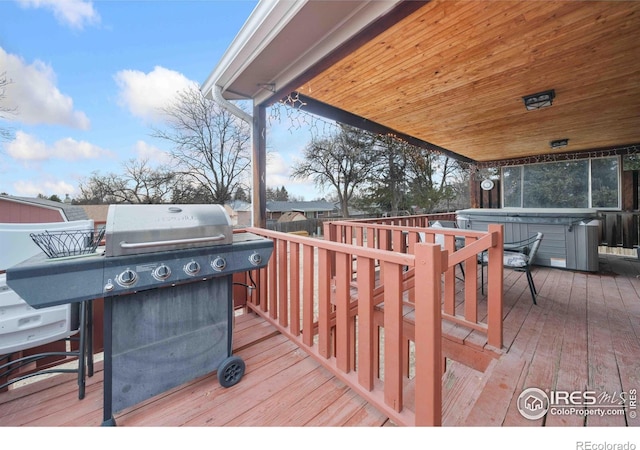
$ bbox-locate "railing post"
[486,224,504,350]
[414,242,443,426]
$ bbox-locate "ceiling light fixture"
[522,89,556,111]
[550,138,569,149]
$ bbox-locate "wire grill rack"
[30,227,105,259]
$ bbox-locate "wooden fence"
[598,211,640,250]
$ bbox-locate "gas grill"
[6,204,273,426]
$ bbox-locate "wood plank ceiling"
[294,0,640,163]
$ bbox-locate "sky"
[0,0,324,202]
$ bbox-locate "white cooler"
[0,273,73,354]
[0,220,94,355]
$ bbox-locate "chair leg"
[526,270,537,305]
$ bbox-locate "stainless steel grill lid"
[105,204,232,257]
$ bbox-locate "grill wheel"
[217,355,245,388]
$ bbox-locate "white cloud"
[134,140,172,165]
[0,47,90,129]
[13,179,76,198]
[266,151,289,180]
[6,131,112,161]
[266,151,318,199]
[16,0,100,30]
[114,66,196,123]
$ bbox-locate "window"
[502,166,522,208]
[502,156,619,209]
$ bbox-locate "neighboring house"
[80,204,110,230]
[225,200,252,227]
[266,200,335,221]
[0,195,89,223]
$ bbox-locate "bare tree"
[77,159,178,204]
[0,71,17,141]
[291,124,377,217]
[170,177,214,204]
[152,86,251,204]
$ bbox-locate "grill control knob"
[184,260,200,276]
[249,252,262,266]
[116,269,138,287]
[153,264,171,281]
[211,257,227,272]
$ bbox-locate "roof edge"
[201,0,308,100]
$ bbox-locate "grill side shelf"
[6,253,105,309]
[6,236,274,309]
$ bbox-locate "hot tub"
[456,208,600,272]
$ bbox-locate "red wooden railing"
[325,219,504,350]
[242,220,504,426]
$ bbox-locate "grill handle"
[119,234,227,249]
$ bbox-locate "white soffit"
[202,0,401,105]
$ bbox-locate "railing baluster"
[357,256,375,391]
[277,238,289,327]
[346,225,353,245]
[463,236,478,322]
[335,252,352,373]
[318,247,332,359]
[355,226,364,247]
[290,241,300,336]
[268,238,278,317]
[443,234,456,315]
[383,260,403,412]
[302,244,315,347]
[392,229,404,253]
[259,265,268,312]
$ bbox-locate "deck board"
[585,273,626,426]
[1,254,639,427]
[545,272,589,426]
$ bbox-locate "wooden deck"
[1,253,639,427]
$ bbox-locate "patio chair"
[480,232,544,304]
